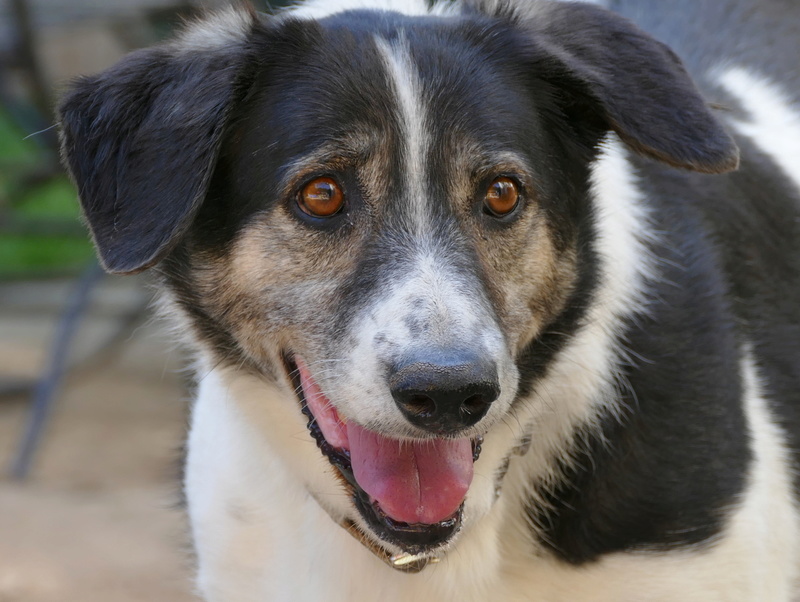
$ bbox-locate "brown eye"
[484,177,519,217]
[298,177,344,217]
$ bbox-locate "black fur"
[528,160,753,561]
[57,3,737,274]
[57,0,800,575]
[58,23,258,274]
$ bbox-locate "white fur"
[290,0,456,19]
[718,67,800,192]
[488,350,800,602]
[176,7,253,52]
[185,138,692,602]
[178,6,799,601]
[481,135,658,533]
[374,35,432,235]
[187,348,800,601]
[551,134,658,426]
[329,248,516,443]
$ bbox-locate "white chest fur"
[185,356,799,602]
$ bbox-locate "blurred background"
[0,1,282,600]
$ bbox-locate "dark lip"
[283,353,483,554]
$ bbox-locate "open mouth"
[286,355,483,554]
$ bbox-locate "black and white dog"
[58,0,800,599]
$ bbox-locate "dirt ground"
[0,277,197,602]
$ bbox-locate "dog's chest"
[186,370,797,602]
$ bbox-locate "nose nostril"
[390,356,499,433]
[461,394,488,416]
[403,394,437,418]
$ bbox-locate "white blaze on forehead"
[718,67,800,192]
[374,35,431,235]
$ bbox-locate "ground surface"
[0,276,197,602]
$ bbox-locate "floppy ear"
[476,1,739,173]
[58,8,258,274]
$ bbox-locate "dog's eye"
[484,177,519,217]
[298,177,344,217]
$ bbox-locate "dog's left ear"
[58,8,258,274]
[475,0,739,174]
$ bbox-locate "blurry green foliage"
[0,234,94,277]
[15,177,83,219]
[0,109,93,278]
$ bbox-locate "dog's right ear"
[58,8,258,274]
[466,0,739,174]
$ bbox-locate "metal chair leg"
[10,261,104,480]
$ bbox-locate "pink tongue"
[348,422,473,525]
[296,357,473,525]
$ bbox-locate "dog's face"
[58,0,737,560]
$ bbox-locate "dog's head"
[59,0,737,561]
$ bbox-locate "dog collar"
[341,519,440,574]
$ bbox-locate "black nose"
[389,352,500,434]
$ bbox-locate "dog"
[57,0,800,599]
